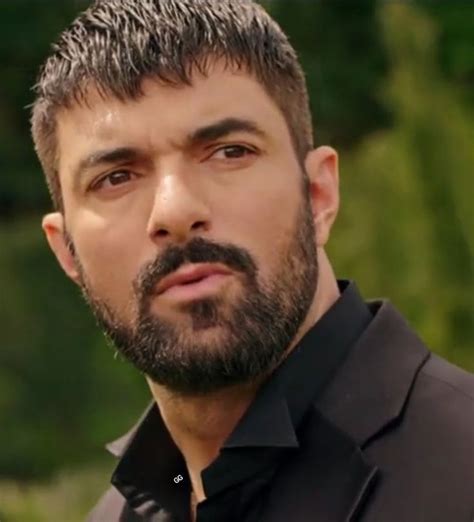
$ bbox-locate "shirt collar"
[107,280,372,507]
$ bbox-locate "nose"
[146,169,212,245]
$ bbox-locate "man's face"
[46,63,322,394]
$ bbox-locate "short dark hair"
[31,0,313,211]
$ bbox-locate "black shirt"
[107,280,372,521]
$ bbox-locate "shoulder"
[362,353,474,519]
[409,353,474,430]
[405,352,474,442]
[418,352,474,401]
[390,351,474,447]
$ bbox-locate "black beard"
[74,194,318,395]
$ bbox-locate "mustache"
[134,236,258,300]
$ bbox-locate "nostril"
[191,221,207,231]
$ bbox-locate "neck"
[146,249,339,504]
[147,376,265,501]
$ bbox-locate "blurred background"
[0,0,472,519]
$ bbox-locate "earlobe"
[42,213,81,284]
[304,146,340,246]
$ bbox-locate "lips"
[156,263,232,295]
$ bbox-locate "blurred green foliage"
[0,463,112,521]
[333,2,474,368]
[0,1,472,519]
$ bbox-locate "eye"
[210,145,256,160]
[90,170,134,191]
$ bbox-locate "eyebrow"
[186,117,267,146]
[72,147,143,192]
[71,117,266,191]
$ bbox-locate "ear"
[304,146,340,247]
[42,212,81,284]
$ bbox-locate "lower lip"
[159,273,230,300]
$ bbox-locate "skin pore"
[42,62,340,512]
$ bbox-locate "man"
[30,0,473,520]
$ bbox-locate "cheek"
[71,209,144,301]
[214,179,300,279]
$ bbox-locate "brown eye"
[212,145,254,160]
[106,171,132,186]
[91,170,134,191]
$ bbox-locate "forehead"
[55,64,292,171]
